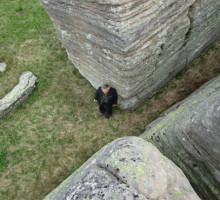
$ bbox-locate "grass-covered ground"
[0,0,220,199]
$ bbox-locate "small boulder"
[0,71,38,119]
[0,62,6,72]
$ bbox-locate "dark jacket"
[94,87,118,105]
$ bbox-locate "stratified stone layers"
[43,137,200,200]
[40,0,220,109]
[140,75,220,200]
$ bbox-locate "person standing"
[94,84,118,119]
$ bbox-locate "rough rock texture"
[0,71,38,119]
[43,137,200,200]
[40,0,220,109]
[0,62,6,72]
[140,75,220,200]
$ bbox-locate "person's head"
[101,84,110,94]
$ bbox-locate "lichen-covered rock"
[43,137,200,200]
[40,0,220,109]
[140,75,220,200]
[0,71,38,119]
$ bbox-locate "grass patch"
[144,99,154,107]
[0,0,220,199]
[213,67,220,74]
[0,150,9,172]
[175,70,184,80]
[154,90,163,100]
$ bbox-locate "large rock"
[40,0,220,109]
[0,71,38,119]
[43,137,200,200]
[140,75,220,200]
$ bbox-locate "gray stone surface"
[0,62,6,72]
[140,75,220,200]
[40,0,220,109]
[43,137,200,200]
[0,71,38,119]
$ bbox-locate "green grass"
[154,90,163,100]
[0,0,220,199]
[0,150,9,172]
[213,67,220,74]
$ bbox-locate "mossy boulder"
[43,137,200,200]
[0,71,38,119]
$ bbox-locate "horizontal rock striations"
[0,71,38,119]
[43,137,200,200]
[40,0,220,109]
[140,75,220,200]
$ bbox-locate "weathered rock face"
[40,0,220,109]
[0,71,38,119]
[43,137,200,200]
[140,75,220,200]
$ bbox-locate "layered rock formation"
[140,75,220,200]
[0,71,38,119]
[43,137,200,200]
[40,0,220,109]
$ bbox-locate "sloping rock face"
[140,75,220,200]
[40,0,220,109]
[0,71,38,119]
[43,137,200,200]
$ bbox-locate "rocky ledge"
[140,75,220,200]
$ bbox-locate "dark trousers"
[99,102,112,118]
